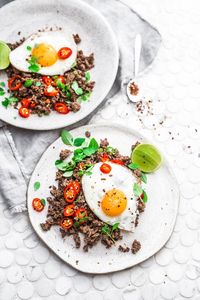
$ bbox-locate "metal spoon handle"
[134,34,142,78]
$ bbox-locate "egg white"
[9,30,77,75]
[82,162,139,232]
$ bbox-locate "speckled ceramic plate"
[0,0,118,130]
[27,123,180,274]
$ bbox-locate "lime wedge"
[0,41,11,70]
[131,143,162,173]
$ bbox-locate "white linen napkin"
[0,0,161,212]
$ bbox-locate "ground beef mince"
[6,34,95,117]
[41,138,145,253]
[131,240,141,254]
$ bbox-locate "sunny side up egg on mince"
[1,30,95,118]
[9,31,77,75]
[82,162,138,232]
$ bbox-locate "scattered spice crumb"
[129,82,139,96]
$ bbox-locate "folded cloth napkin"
[0,0,161,213]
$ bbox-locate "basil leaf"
[85,71,90,82]
[133,183,143,197]
[112,222,120,231]
[61,129,73,146]
[142,190,148,203]
[63,170,73,178]
[75,87,83,95]
[26,45,32,51]
[41,198,46,206]
[34,181,40,191]
[28,64,40,72]
[2,98,9,107]
[83,147,96,156]
[55,160,75,171]
[89,138,99,150]
[141,172,147,184]
[56,80,65,89]
[0,91,5,96]
[128,163,139,170]
[101,224,110,234]
[73,137,85,147]
[24,79,33,87]
[2,97,18,108]
[0,82,5,87]
[78,92,91,102]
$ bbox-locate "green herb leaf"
[41,198,46,206]
[24,79,33,87]
[142,190,148,203]
[78,164,94,176]
[35,81,41,87]
[0,90,5,96]
[55,160,75,171]
[141,172,147,184]
[63,170,73,177]
[71,81,83,95]
[133,183,143,197]
[71,61,77,69]
[128,163,139,170]
[89,138,99,150]
[106,146,117,155]
[77,92,91,102]
[28,56,40,73]
[85,71,90,82]
[101,224,110,235]
[76,87,83,95]
[26,45,32,51]
[61,129,73,146]
[0,82,5,87]
[34,181,40,191]
[66,91,72,99]
[2,96,18,108]
[73,137,85,147]
[56,80,65,90]
[112,222,120,231]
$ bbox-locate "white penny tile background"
[1,0,200,299]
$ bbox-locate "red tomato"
[64,183,77,203]
[8,75,22,91]
[60,218,73,230]
[57,47,72,59]
[32,198,44,212]
[63,204,75,217]
[54,102,69,114]
[56,75,66,84]
[44,86,59,97]
[101,153,109,162]
[21,98,31,108]
[110,159,124,165]
[42,76,56,86]
[19,107,30,118]
[100,163,112,174]
[75,208,88,220]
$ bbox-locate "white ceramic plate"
[0,0,119,130]
[27,123,179,274]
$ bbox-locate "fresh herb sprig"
[101,222,120,243]
[133,183,148,203]
[128,163,147,184]
[2,96,18,108]
[28,56,40,72]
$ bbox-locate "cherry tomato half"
[21,98,31,108]
[32,198,44,212]
[19,107,30,118]
[100,153,109,162]
[63,204,75,217]
[60,218,73,230]
[100,163,112,174]
[110,159,124,165]
[58,47,72,59]
[8,75,22,91]
[54,102,69,114]
[64,183,77,203]
[42,76,56,86]
[75,208,88,220]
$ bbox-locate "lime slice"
[0,41,11,70]
[131,143,162,173]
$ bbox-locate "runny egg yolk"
[101,188,127,217]
[32,43,57,67]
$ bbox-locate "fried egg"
[82,162,139,232]
[9,30,77,75]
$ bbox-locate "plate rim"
[0,0,119,130]
[27,122,180,274]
